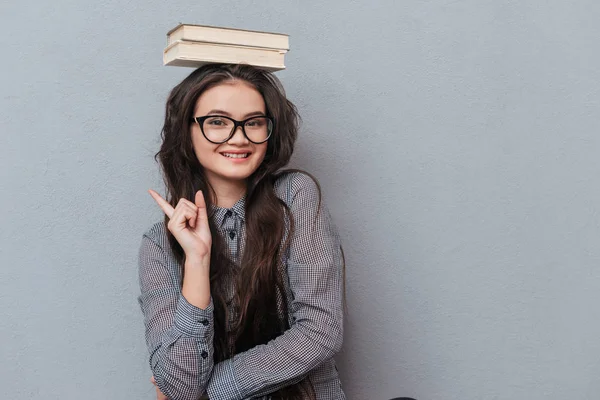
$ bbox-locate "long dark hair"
[156,63,315,399]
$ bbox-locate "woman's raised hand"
[148,189,212,265]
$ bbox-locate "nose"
[227,125,249,144]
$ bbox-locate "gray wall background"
[1,0,599,399]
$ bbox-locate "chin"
[216,168,256,182]
[218,160,262,179]
[224,173,253,181]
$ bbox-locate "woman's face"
[191,80,268,187]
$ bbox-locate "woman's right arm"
[139,190,214,400]
[138,234,214,400]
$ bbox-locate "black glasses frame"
[192,115,274,144]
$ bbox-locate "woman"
[138,63,345,400]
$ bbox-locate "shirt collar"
[210,195,246,226]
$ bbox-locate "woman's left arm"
[206,173,344,400]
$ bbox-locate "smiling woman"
[190,80,270,191]
[137,64,346,400]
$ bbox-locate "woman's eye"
[246,119,263,127]
[207,118,226,126]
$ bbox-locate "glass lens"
[202,116,234,142]
[244,117,272,143]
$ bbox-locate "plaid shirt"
[138,172,346,400]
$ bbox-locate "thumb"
[194,189,205,207]
[194,190,209,227]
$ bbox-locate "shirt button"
[201,350,208,359]
[201,319,209,326]
[229,231,235,240]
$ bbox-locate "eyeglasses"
[192,115,274,144]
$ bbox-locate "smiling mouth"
[221,152,250,159]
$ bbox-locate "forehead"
[194,80,265,115]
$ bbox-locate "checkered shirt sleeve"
[138,229,215,400]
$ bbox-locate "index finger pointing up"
[148,189,174,218]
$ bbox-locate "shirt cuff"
[206,358,243,400]
[173,294,214,337]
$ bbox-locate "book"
[163,40,287,71]
[167,24,289,51]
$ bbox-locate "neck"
[207,175,247,208]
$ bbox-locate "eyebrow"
[206,109,266,118]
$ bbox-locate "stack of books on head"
[163,24,289,71]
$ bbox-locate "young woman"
[138,63,345,400]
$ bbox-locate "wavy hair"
[156,63,315,399]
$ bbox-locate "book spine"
[163,41,286,71]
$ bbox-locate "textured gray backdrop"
[1,1,599,399]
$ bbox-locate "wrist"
[182,255,211,309]
[184,253,210,270]
[182,278,211,309]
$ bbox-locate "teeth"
[223,153,249,159]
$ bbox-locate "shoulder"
[140,220,170,252]
[138,221,182,287]
[274,170,321,206]
[143,220,167,241]
[138,220,181,273]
